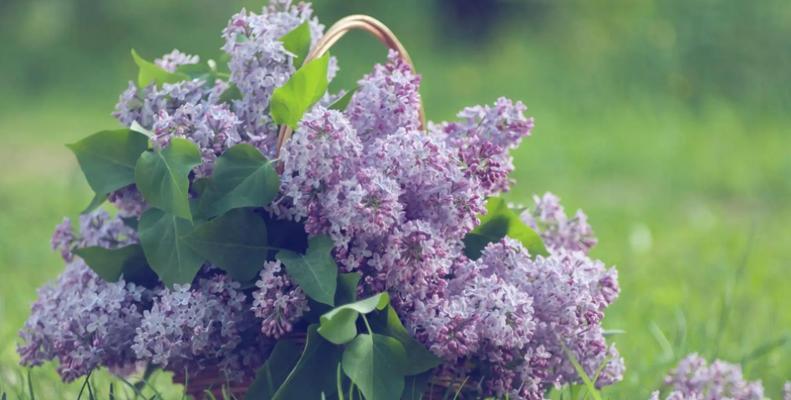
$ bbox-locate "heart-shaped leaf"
[370,306,441,375]
[318,292,390,345]
[342,333,407,400]
[138,208,204,287]
[135,138,201,221]
[270,53,330,129]
[187,208,270,283]
[277,235,338,306]
[67,129,149,196]
[463,196,548,259]
[245,338,304,400]
[280,21,312,66]
[131,49,189,88]
[272,325,342,400]
[73,244,154,284]
[198,144,279,218]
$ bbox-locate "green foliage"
[66,130,149,196]
[342,334,407,400]
[72,244,152,284]
[245,339,304,400]
[335,272,362,305]
[137,208,203,287]
[280,22,312,66]
[270,53,330,129]
[197,144,279,219]
[131,49,188,87]
[272,325,343,400]
[186,208,270,283]
[463,196,548,259]
[329,89,356,111]
[318,293,389,345]
[277,235,339,306]
[134,138,201,221]
[370,306,440,375]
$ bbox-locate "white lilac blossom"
[222,1,326,155]
[152,102,242,177]
[522,192,598,254]
[17,260,148,382]
[435,97,534,195]
[132,275,267,382]
[346,49,422,143]
[51,210,138,262]
[784,382,790,400]
[251,261,309,338]
[650,354,765,400]
[154,49,199,73]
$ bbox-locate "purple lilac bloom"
[51,210,138,262]
[151,102,243,177]
[113,79,209,130]
[368,129,485,241]
[651,354,765,400]
[154,49,199,72]
[345,49,422,143]
[222,1,326,156]
[251,261,309,338]
[108,185,148,218]
[522,192,598,254]
[435,97,534,195]
[132,274,267,382]
[18,260,148,382]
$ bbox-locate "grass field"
[0,0,789,398]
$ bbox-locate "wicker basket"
[183,14,446,400]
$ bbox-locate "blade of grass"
[560,342,603,400]
[26,369,35,400]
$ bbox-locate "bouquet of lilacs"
[18,1,624,399]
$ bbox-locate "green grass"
[1,1,790,397]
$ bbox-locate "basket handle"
[275,15,426,157]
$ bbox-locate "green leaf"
[280,21,312,66]
[73,245,156,285]
[198,144,279,218]
[342,333,407,400]
[134,138,201,221]
[272,325,343,400]
[82,193,107,215]
[277,235,338,306]
[318,292,390,345]
[138,208,204,287]
[219,84,242,103]
[370,306,440,375]
[131,49,188,87]
[329,89,356,111]
[335,272,361,305]
[270,53,330,129]
[67,129,149,195]
[463,197,548,259]
[245,339,304,400]
[186,208,270,282]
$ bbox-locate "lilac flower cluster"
[251,261,309,338]
[650,354,765,400]
[154,49,199,73]
[274,46,621,398]
[132,274,268,382]
[18,260,148,382]
[785,382,790,400]
[51,209,138,262]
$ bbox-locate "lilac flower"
[368,129,485,240]
[251,261,309,338]
[784,382,790,400]
[151,102,242,177]
[346,49,422,143]
[522,192,598,254]
[108,185,148,218]
[113,79,209,130]
[435,97,534,195]
[132,274,267,382]
[222,2,326,156]
[154,49,199,72]
[51,210,138,262]
[18,260,148,382]
[652,354,765,400]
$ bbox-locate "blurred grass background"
[1,0,789,398]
